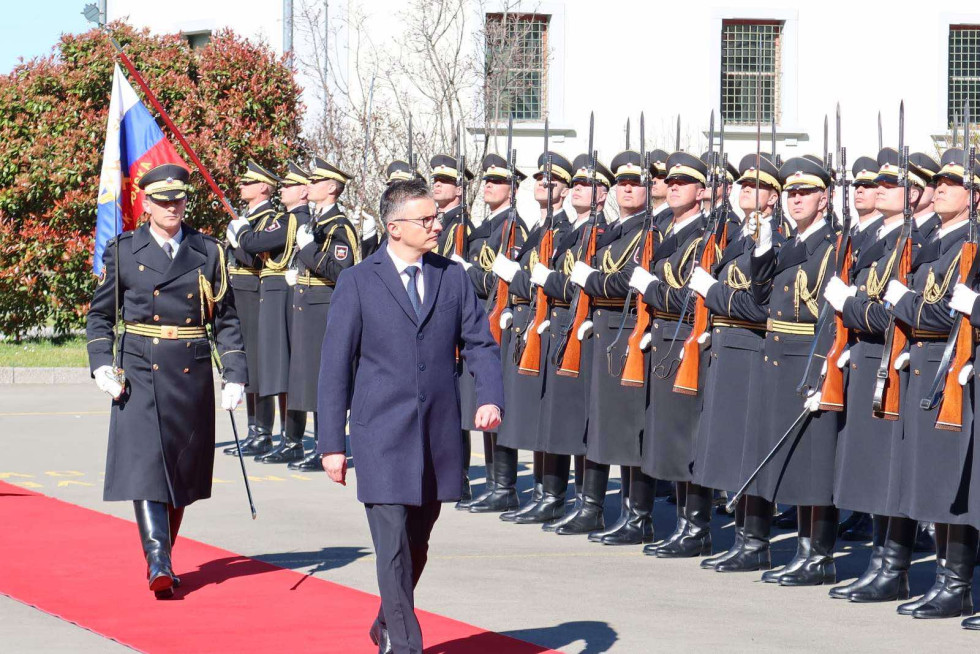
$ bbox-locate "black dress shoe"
[238,433,274,457]
[501,483,543,522]
[962,615,980,630]
[255,439,304,464]
[897,561,946,615]
[514,494,566,524]
[369,619,393,654]
[287,450,324,471]
[469,487,518,513]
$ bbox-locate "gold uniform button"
[187,293,193,299]
[776,310,783,317]
[139,265,145,271]
[783,285,790,292]
[152,364,159,371]
[914,369,920,376]
[852,363,857,369]
[185,318,192,324]
[773,361,779,366]
[153,315,160,321]
[774,335,780,342]
[152,338,160,345]
[183,368,190,374]
[764,355,769,361]
[153,290,160,297]
[859,285,867,291]
[299,289,304,294]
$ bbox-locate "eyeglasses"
[391,214,439,230]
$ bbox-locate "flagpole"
[105,36,239,221]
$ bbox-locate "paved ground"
[1,383,978,652]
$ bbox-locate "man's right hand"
[321,453,347,485]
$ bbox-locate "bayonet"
[823,114,829,168]
[626,117,631,150]
[407,112,415,172]
[878,111,883,151]
[675,115,681,152]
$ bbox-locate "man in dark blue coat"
[316,178,504,654]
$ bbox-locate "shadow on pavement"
[424,621,617,654]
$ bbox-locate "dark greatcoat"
[746,220,840,506]
[316,249,504,505]
[237,204,312,397]
[288,204,357,412]
[228,200,276,389]
[87,223,247,507]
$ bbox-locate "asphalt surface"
[2,383,978,652]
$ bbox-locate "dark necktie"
[163,242,174,260]
[405,267,422,318]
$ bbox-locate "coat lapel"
[418,254,445,325]
[373,250,420,325]
[160,226,207,286]
[132,224,171,275]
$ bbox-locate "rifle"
[553,112,600,377]
[817,105,853,411]
[609,113,655,384]
[878,111,883,152]
[923,104,978,431]
[872,101,914,420]
[771,118,784,232]
[485,114,519,345]
[516,117,555,375]
[452,121,469,258]
[407,112,417,175]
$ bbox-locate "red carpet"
[0,482,556,653]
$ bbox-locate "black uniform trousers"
[365,501,442,654]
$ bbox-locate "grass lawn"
[0,336,89,367]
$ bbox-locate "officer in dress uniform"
[910,152,942,245]
[685,153,785,571]
[430,153,477,504]
[553,149,651,543]
[284,157,359,471]
[648,149,673,232]
[529,154,613,530]
[87,164,246,598]
[744,156,841,587]
[223,160,283,458]
[227,161,313,463]
[821,148,928,600]
[865,150,979,620]
[631,152,711,557]
[485,151,573,520]
[450,154,527,510]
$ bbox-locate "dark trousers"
[364,501,442,654]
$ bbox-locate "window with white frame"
[485,13,548,122]
[949,25,980,125]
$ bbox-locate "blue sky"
[1,0,94,74]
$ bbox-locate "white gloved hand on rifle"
[499,309,513,330]
[492,254,521,283]
[629,267,656,294]
[689,266,717,298]
[950,283,979,316]
[530,263,553,287]
[570,261,597,288]
[226,218,250,248]
[295,223,315,250]
[823,275,857,312]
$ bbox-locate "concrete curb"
[0,367,93,384]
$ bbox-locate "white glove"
[285,268,299,286]
[950,283,979,316]
[689,266,718,298]
[360,210,378,241]
[499,309,513,330]
[697,331,711,347]
[530,263,553,287]
[295,223,315,249]
[639,331,652,351]
[570,261,597,288]
[884,280,911,306]
[958,364,974,386]
[221,382,245,411]
[894,351,910,371]
[629,266,656,293]
[451,253,473,271]
[823,276,857,312]
[226,218,249,248]
[837,348,851,369]
[492,254,520,283]
[536,319,550,335]
[752,215,773,255]
[804,390,822,413]
[94,365,123,400]
[576,320,593,341]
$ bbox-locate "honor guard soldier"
[821,147,928,601]
[429,153,477,503]
[483,150,573,518]
[556,149,652,543]
[284,157,359,470]
[224,160,283,458]
[648,149,673,231]
[744,156,841,586]
[227,160,313,463]
[910,152,942,244]
[530,154,613,530]
[87,164,246,598]
[385,159,422,185]
[685,152,785,571]
[849,155,884,245]
[871,150,979,620]
[631,152,711,557]
[450,153,527,509]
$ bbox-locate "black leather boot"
[502,452,544,521]
[289,413,324,471]
[912,524,977,619]
[225,392,257,455]
[543,456,582,532]
[657,483,712,558]
[762,505,811,583]
[517,453,569,524]
[602,468,654,545]
[717,495,772,573]
[830,514,888,599]
[167,504,185,588]
[134,500,174,598]
[465,432,498,508]
[703,496,745,569]
[898,523,948,615]
[589,466,631,542]
[470,444,519,513]
[780,505,837,586]
[913,521,936,552]
[556,461,608,535]
[773,505,798,529]
[839,511,874,542]
[850,515,914,602]
[455,430,473,509]
[237,394,276,456]
[644,481,687,555]
[257,409,305,463]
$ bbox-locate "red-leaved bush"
[0,22,304,337]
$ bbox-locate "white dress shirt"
[387,245,425,304]
[148,225,184,258]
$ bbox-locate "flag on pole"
[93,63,187,274]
